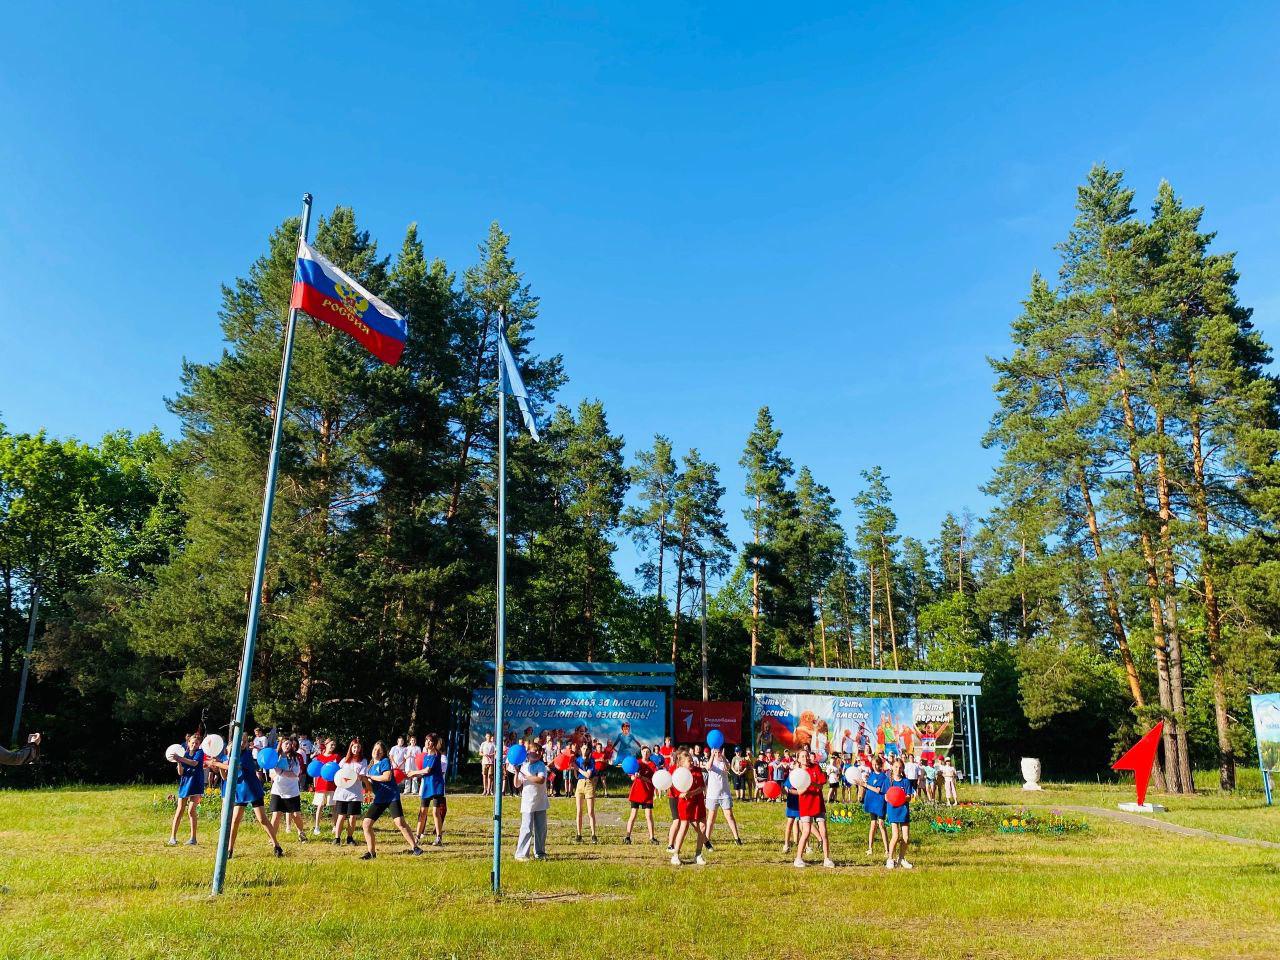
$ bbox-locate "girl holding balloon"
[572,741,599,843]
[789,748,834,868]
[669,750,708,866]
[331,738,368,847]
[167,733,205,846]
[883,756,915,869]
[359,741,422,859]
[267,737,309,842]
[703,740,743,847]
[208,732,283,859]
[310,737,340,836]
[622,747,658,844]
[861,754,890,858]
[407,734,448,847]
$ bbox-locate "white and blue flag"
[498,334,540,441]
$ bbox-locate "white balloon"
[671,767,693,793]
[789,768,812,792]
[334,769,359,790]
[651,769,673,792]
[201,734,225,758]
[843,765,859,785]
[164,743,185,762]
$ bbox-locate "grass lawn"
[0,781,1277,960]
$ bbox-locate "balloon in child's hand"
[393,768,406,784]
[762,780,782,799]
[321,761,340,781]
[506,745,527,766]
[257,748,278,771]
[789,769,811,792]
[706,729,725,749]
[671,767,693,792]
[652,769,673,792]
[621,756,639,775]
[201,734,225,758]
[307,759,323,777]
[165,743,185,762]
[843,766,858,785]
[555,753,573,771]
[886,785,908,807]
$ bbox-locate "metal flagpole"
[700,558,709,702]
[211,193,313,897]
[491,314,508,896]
[10,580,39,744]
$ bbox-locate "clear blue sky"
[2,4,1278,587]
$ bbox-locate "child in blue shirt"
[360,741,422,860]
[209,733,282,859]
[861,755,890,859]
[884,756,916,869]
[406,734,447,847]
[168,733,205,846]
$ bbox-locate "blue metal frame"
[748,666,984,784]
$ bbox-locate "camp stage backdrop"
[469,689,665,754]
[752,693,954,759]
[1251,693,1280,772]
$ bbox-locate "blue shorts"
[784,797,800,819]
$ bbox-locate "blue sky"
[2,4,1278,588]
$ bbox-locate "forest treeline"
[2,165,1278,785]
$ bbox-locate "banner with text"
[674,700,744,745]
[1251,693,1280,772]
[469,689,666,756]
[752,693,954,759]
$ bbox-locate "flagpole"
[211,192,313,897]
[491,310,508,896]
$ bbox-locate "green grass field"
[0,781,1277,960]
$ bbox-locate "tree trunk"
[1188,364,1234,789]
[671,535,687,667]
[817,590,828,669]
[868,561,877,669]
[881,538,899,670]
[1053,376,1146,712]
[839,573,856,667]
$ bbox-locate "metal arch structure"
[480,660,677,737]
[748,665,985,783]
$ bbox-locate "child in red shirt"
[790,748,834,868]
[669,750,708,866]
[624,747,658,844]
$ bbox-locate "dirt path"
[1058,804,1280,849]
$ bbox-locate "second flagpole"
[491,310,508,896]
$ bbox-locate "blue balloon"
[707,729,725,749]
[257,747,278,771]
[621,756,639,776]
[320,761,340,781]
[307,759,323,777]
[506,744,527,766]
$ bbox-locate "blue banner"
[469,688,665,758]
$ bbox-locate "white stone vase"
[1020,757,1043,790]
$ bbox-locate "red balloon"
[418,754,427,770]
[393,768,406,784]
[555,753,573,771]
[886,785,907,807]
[762,780,782,800]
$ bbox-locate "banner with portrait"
[752,693,955,760]
[1251,693,1280,772]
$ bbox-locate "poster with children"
[1251,693,1280,772]
[469,688,666,755]
[752,693,954,760]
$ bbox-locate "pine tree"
[739,407,792,665]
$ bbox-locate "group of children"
[167,727,950,870]
[166,730,452,861]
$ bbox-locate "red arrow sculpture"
[1112,721,1163,806]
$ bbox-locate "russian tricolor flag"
[290,240,408,365]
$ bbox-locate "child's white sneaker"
[898,858,913,869]
[695,854,706,866]
[823,858,835,868]
[792,858,806,868]
[670,854,682,866]
[885,858,896,870]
